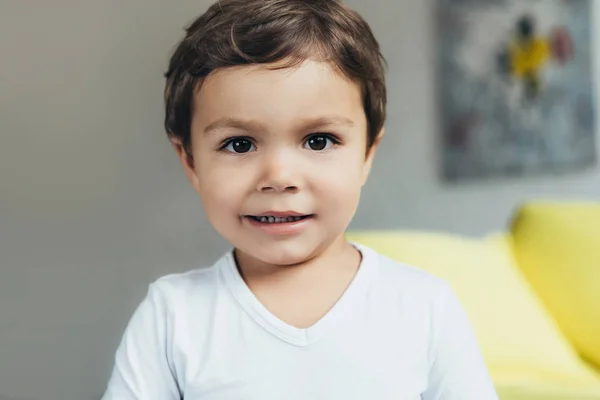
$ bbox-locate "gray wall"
[349,0,600,234]
[0,0,598,399]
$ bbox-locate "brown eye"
[304,134,335,151]
[223,138,255,153]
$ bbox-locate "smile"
[246,215,311,224]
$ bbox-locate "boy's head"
[165,0,386,266]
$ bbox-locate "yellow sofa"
[347,201,600,399]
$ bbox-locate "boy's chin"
[236,241,325,268]
[256,249,314,268]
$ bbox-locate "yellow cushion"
[497,384,600,400]
[347,231,600,391]
[511,202,600,369]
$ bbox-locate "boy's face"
[174,60,380,266]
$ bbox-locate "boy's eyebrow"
[203,115,355,135]
[298,116,355,131]
[204,117,264,135]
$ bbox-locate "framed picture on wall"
[438,0,596,182]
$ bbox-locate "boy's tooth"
[255,215,306,223]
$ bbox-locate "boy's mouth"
[245,214,313,224]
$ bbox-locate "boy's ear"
[361,128,384,186]
[170,137,202,194]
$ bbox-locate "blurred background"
[1,0,599,399]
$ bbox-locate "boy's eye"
[223,138,255,154]
[303,134,337,151]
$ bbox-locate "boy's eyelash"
[217,133,342,151]
[305,133,342,144]
[218,136,254,150]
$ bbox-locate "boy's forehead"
[193,60,365,130]
[201,59,354,90]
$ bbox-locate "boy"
[102,0,498,398]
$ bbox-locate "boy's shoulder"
[146,254,229,306]
[358,243,452,300]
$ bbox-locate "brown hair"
[164,0,386,155]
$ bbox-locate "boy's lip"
[245,211,311,218]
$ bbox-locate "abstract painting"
[438,0,596,181]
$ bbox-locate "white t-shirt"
[102,244,498,400]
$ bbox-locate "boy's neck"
[232,237,363,329]
[233,236,360,285]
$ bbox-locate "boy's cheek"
[314,162,364,190]
[198,162,248,185]
[313,175,362,211]
[200,175,249,203]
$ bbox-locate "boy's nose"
[256,153,300,193]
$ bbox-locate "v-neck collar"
[218,243,376,347]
